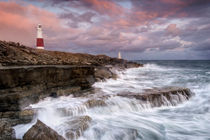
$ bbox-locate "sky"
[0,0,210,60]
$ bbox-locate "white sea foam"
[206,71,210,75]
[14,62,210,140]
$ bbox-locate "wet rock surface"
[0,40,141,125]
[0,119,16,140]
[64,116,92,139]
[118,87,194,107]
[84,98,107,108]
[0,109,36,126]
[0,66,95,126]
[23,120,65,140]
[0,40,142,139]
[56,99,106,117]
[113,129,139,140]
[95,67,117,81]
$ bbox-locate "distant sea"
[15,60,210,140]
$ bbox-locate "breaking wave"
[14,60,210,140]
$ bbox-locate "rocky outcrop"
[0,40,142,68]
[64,116,92,139]
[0,40,141,122]
[0,65,95,126]
[118,87,194,107]
[23,120,65,140]
[0,119,16,140]
[0,40,142,139]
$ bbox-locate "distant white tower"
[36,24,44,49]
[118,51,122,59]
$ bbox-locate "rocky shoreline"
[0,41,194,140]
[0,40,141,140]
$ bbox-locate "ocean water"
[14,60,210,140]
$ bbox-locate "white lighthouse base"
[37,46,44,49]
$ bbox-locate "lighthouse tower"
[118,51,122,59]
[36,24,44,49]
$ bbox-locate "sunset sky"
[0,0,210,60]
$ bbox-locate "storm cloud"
[0,0,210,59]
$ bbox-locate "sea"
[14,60,210,140]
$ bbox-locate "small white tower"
[36,24,44,49]
[118,51,122,59]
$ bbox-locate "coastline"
[0,40,142,140]
[0,41,196,140]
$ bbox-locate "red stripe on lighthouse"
[36,38,44,47]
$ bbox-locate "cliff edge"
[0,40,141,68]
[0,40,142,129]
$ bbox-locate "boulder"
[23,120,65,140]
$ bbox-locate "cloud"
[1,0,210,59]
[82,0,124,16]
[0,1,82,48]
[59,11,96,28]
[166,24,180,36]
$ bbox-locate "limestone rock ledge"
[118,87,194,107]
[0,65,95,125]
[0,40,142,126]
[0,40,142,139]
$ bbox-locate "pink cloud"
[0,1,81,48]
[166,24,180,36]
[83,0,124,16]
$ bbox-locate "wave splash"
[14,61,210,140]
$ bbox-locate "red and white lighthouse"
[36,24,44,49]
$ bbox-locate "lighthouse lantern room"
[36,24,44,49]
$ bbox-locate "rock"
[23,120,65,140]
[0,40,140,67]
[64,116,92,140]
[118,87,194,107]
[113,129,139,140]
[0,40,142,126]
[0,109,35,126]
[57,98,106,116]
[0,119,16,140]
[0,66,95,125]
[125,62,143,68]
[84,99,106,108]
[18,109,36,124]
[95,67,117,81]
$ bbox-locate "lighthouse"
[36,24,44,49]
[118,51,122,59]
